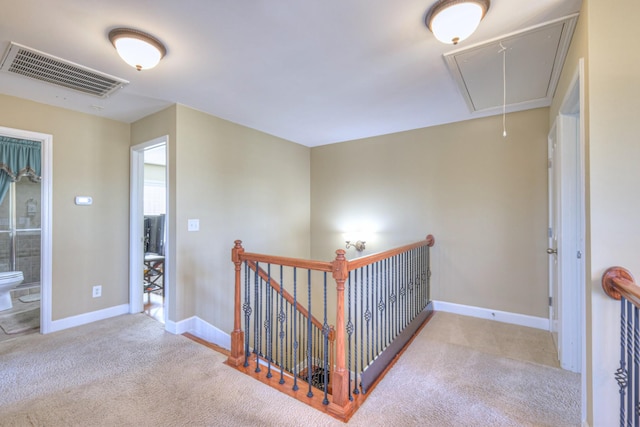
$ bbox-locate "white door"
[549,66,585,375]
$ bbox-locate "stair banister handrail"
[347,234,435,270]
[237,251,333,272]
[602,266,640,307]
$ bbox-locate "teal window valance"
[0,136,41,205]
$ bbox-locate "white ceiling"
[0,0,582,147]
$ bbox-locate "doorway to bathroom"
[0,135,42,341]
[129,137,168,325]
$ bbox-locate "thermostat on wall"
[75,196,93,206]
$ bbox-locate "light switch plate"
[188,219,199,231]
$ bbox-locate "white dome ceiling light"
[426,0,490,45]
[108,28,166,71]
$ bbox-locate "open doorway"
[0,127,51,336]
[130,137,168,324]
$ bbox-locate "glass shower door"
[0,179,41,285]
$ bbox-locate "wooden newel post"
[331,249,350,407]
[227,240,245,367]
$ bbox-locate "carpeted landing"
[0,312,580,426]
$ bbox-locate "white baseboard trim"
[432,300,549,330]
[165,316,231,350]
[45,303,130,334]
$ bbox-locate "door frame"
[547,122,559,345]
[129,136,169,321]
[0,126,52,334]
[548,59,586,411]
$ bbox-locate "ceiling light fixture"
[108,28,166,71]
[425,0,490,45]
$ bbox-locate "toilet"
[0,271,25,311]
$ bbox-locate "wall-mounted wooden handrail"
[602,266,640,307]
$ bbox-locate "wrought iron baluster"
[254,262,261,373]
[292,267,299,391]
[307,269,314,398]
[353,268,360,396]
[628,298,634,425]
[391,254,398,339]
[373,261,378,357]
[428,244,432,302]
[629,305,640,426]
[383,258,391,352]
[266,264,273,378]
[278,265,287,384]
[323,272,331,404]
[278,264,285,384]
[243,261,251,367]
[365,264,371,368]
[360,267,364,386]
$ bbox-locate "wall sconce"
[346,240,366,252]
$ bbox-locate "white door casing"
[130,137,168,322]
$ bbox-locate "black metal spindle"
[307,269,314,397]
[373,261,378,357]
[628,299,634,424]
[292,267,299,391]
[279,265,286,384]
[365,264,371,368]
[629,305,640,426]
[353,268,360,396]
[266,264,273,378]
[323,272,330,404]
[254,262,261,373]
[392,254,398,339]
[243,261,251,367]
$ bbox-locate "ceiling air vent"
[0,42,128,98]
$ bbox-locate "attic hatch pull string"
[499,42,507,138]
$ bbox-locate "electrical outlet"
[92,285,102,298]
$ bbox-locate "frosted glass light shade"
[426,0,490,45]
[109,28,166,71]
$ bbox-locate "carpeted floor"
[0,312,580,426]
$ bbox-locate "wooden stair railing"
[602,267,640,427]
[228,235,435,422]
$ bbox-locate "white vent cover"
[0,42,128,98]
[443,14,579,114]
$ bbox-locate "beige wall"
[173,105,310,331]
[586,0,640,424]
[132,105,311,331]
[551,0,640,423]
[311,108,549,318]
[0,94,131,320]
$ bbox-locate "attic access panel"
[444,14,578,114]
